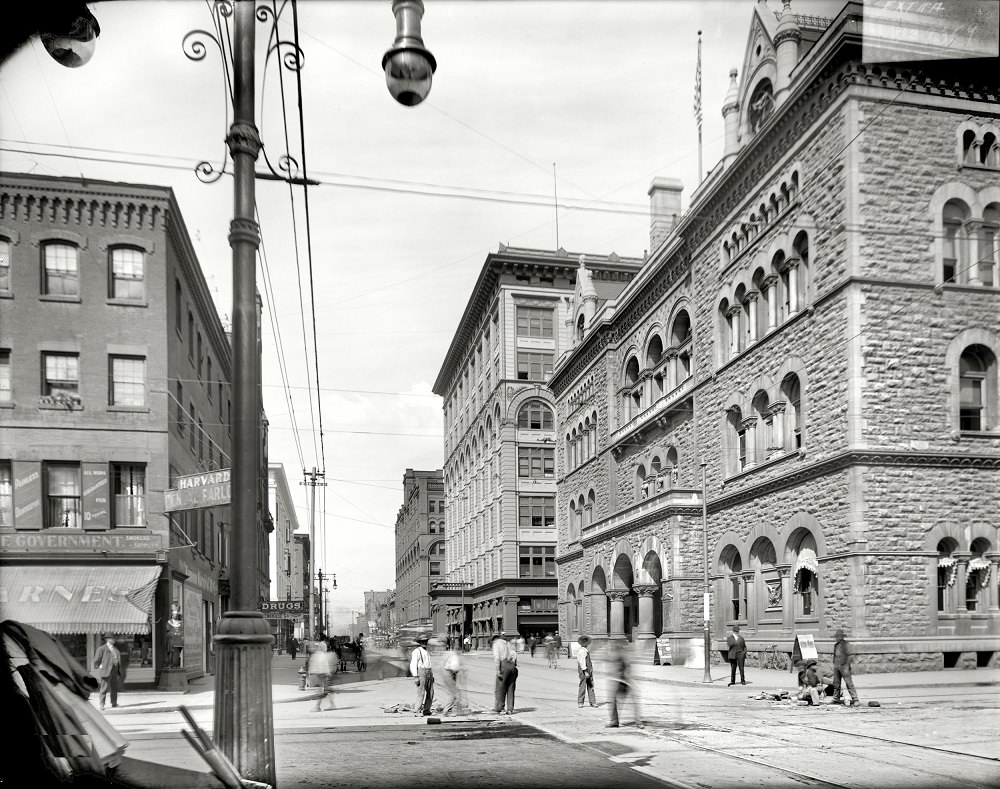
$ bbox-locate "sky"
[0,0,843,634]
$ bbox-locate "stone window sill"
[107,298,148,308]
[0,291,11,299]
[108,405,150,413]
[39,294,81,304]
[0,401,13,409]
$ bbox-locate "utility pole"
[210,3,274,785]
[302,468,326,640]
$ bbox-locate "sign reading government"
[163,469,231,512]
[261,600,306,617]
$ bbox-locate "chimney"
[648,177,683,253]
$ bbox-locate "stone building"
[266,463,302,649]
[549,1,1000,671]
[0,172,271,684]
[394,469,444,628]
[431,246,643,647]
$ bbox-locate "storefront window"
[167,580,184,668]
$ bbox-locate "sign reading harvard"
[163,469,231,512]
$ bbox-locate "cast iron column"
[213,2,276,785]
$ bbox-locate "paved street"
[107,650,1000,789]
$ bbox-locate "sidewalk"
[100,649,1000,717]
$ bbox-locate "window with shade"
[112,464,145,528]
[45,462,81,529]
[42,243,79,297]
[109,356,145,407]
[109,247,145,300]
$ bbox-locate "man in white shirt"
[409,635,434,716]
[491,633,518,714]
[440,643,466,715]
[577,635,597,708]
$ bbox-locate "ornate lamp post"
[183,1,436,783]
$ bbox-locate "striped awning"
[0,565,161,635]
[794,548,819,581]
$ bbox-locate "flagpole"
[695,30,703,184]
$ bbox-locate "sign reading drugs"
[163,469,231,512]
[261,600,306,617]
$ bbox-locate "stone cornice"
[580,504,701,549]
[712,449,1000,514]
[555,547,584,564]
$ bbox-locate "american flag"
[694,30,703,127]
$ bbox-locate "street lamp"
[382,0,437,106]
[194,1,437,783]
[701,462,712,683]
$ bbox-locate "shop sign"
[12,462,43,529]
[0,531,164,553]
[163,470,231,512]
[261,600,306,617]
[82,464,109,529]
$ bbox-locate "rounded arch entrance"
[589,563,609,638]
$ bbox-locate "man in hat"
[490,633,518,714]
[576,635,598,708]
[726,624,747,686]
[832,629,860,707]
[93,634,126,710]
[410,634,434,716]
[797,659,822,705]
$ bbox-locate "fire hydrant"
[298,663,307,691]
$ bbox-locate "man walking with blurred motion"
[606,639,643,728]
[833,629,860,707]
[491,633,518,714]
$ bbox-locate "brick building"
[549,2,1000,671]
[431,247,643,647]
[394,469,444,629]
[0,172,269,684]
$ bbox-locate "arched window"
[752,390,771,464]
[671,310,692,384]
[967,538,992,612]
[648,334,664,400]
[936,538,958,613]
[751,537,780,618]
[959,345,996,432]
[625,356,642,418]
[666,446,679,486]
[719,299,734,363]
[962,128,978,163]
[719,546,744,622]
[728,406,746,475]
[981,131,998,166]
[781,374,802,450]
[569,501,578,541]
[635,464,647,502]
[576,313,586,342]
[650,456,662,492]
[733,285,747,353]
[943,200,971,284]
[748,79,774,134]
[518,401,553,431]
[793,230,810,308]
[587,489,595,528]
[791,532,819,618]
[979,204,999,287]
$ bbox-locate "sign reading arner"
[163,469,231,512]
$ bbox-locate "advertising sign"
[12,461,43,530]
[261,600,306,617]
[0,531,164,554]
[82,463,110,530]
[163,469,231,512]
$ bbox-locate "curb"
[101,689,327,715]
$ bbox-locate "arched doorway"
[590,566,608,637]
[611,552,635,640]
